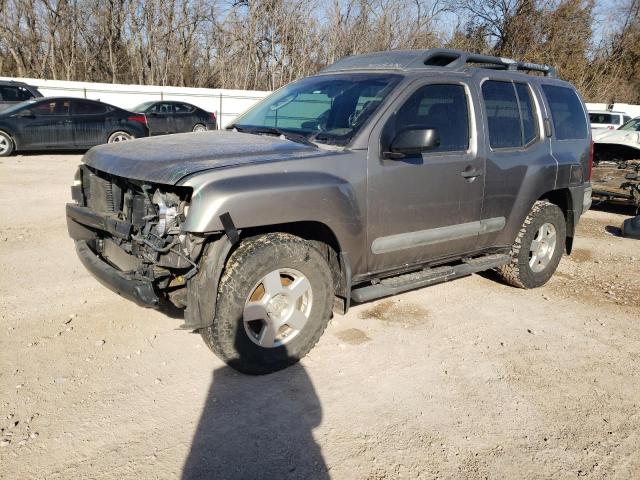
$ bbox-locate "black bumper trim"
[75,241,159,308]
[66,203,132,240]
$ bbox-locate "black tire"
[200,233,334,375]
[497,200,566,289]
[0,130,15,157]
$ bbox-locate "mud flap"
[181,235,234,330]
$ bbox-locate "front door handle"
[461,168,483,179]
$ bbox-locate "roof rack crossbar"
[422,49,556,77]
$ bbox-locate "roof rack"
[322,49,556,77]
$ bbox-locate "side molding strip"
[371,217,506,255]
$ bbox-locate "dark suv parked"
[67,49,593,374]
[0,80,43,111]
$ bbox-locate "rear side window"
[589,113,620,124]
[394,84,469,152]
[515,83,537,145]
[174,103,195,113]
[74,101,107,115]
[482,80,538,149]
[0,86,34,102]
[541,85,588,140]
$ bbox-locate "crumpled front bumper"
[67,198,159,308]
[74,241,159,308]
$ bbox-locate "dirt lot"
[1,154,639,480]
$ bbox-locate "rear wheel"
[107,131,133,143]
[192,123,207,132]
[497,200,566,289]
[0,131,15,157]
[199,233,334,375]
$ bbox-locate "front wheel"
[0,131,15,157]
[107,131,133,143]
[199,233,334,375]
[497,200,566,289]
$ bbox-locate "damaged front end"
[66,165,206,309]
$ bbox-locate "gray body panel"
[77,56,591,285]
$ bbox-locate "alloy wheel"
[243,268,313,348]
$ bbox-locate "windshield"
[231,73,402,145]
[619,117,640,131]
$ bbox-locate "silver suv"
[67,49,593,374]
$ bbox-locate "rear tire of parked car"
[107,131,133,143]
[199,233,334,375]
[192,123,207,132]
[0,131,15,157]
[497,200,566,289]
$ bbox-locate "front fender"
[179,163,366,271]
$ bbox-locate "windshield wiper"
[230,125,318,148]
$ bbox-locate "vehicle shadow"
[181,325,329,480]
[590,201,637,217]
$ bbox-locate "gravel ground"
[1,154,639,480]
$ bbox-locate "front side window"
[390,84,470,153]
[232,73,401,145]
[483,80,539,149]
[32,99,70,116]
[148,103,173,114]
[541,85,588,140]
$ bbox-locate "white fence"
[0,76,270,128]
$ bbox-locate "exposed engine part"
[152,190,181,237]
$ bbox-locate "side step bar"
[351,254,510,303]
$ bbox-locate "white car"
[593,116,640,163]
[589,110,631,130]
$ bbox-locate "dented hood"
[83,131,325,184]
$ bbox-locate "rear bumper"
[75,240,159,308]
[568,183,592,218]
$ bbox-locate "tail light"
[607,125,614,130]
[209,112,217,121]
[128,115,148,126]
[587,140,594,181]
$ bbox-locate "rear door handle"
[461,168,483,178]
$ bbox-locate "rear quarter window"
[541,85,588,140]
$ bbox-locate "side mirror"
[384,128,440,159]
[15,109,34,118]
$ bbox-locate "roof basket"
[322,49,556,77]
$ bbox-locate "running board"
[351,254,510,303]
